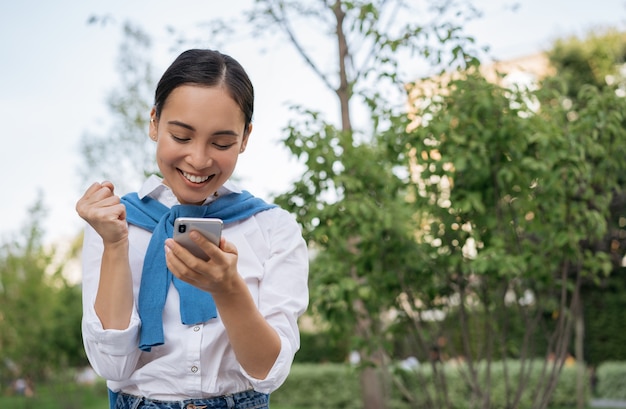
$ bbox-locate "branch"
[353,0,400,84]
[267,0,336,92]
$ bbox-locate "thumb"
[220,238,238,255]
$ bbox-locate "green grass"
[0,382,108,409]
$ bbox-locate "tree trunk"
[575,299,585,409]
[360,364,387,409]
[352,271,388,409]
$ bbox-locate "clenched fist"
[76,181,128,245]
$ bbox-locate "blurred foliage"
[295,330,350,364]
[595,361,626,400]
[545,28,626,97]
[544,29,626,368]
[271,17,626,407]
[256,1,483,408]
[268,0,481,350]
[0,196,87,392]
[270,362,587,409]
[78,21,158,194]
[585,288,626,364]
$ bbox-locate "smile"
[181,171,211,184]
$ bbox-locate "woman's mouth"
[181,170,212,184]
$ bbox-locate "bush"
[272,364,361,408]
[273,361,588,409]
[295,331,349,363]
[595,361,626,400]
[583,285,626,365]
[392,360,586,409]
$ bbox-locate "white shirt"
[81,175,309,399]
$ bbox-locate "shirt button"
[191,366,198,373]
[193,326,200,332]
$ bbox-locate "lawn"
[0,382,107,409]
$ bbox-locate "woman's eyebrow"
[213,130,240,137]
[167,120,195,132]
[168,120,240,137]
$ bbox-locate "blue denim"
[115,390,269,409]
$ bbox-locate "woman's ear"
[240,123,252,153]
[149,107,158,141]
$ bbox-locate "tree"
[78,20,157,194]
[546,28,626,98]
[544,29,626,407]
[0,196,87,389]
[229,5,625,407]
[236,1,482,408]
[398,33,626,408]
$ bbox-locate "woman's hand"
[77,181,133,329]
[76,181,128,245]
[165,232,281,379]
[164,233,240,295]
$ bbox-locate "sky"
[0,0,625,246]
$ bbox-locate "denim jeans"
[115,390,269,409]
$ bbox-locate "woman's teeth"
[182,171,210,183]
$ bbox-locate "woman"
[76,49,309,409]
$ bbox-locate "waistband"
[116,390,269,409]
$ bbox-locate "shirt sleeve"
[80,224,143,382]
[240,209,309,393]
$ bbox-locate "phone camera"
[178,224,187,233]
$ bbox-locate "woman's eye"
[214,143,235,150]
[171,135,190,143]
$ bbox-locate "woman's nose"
[186,147,212,169]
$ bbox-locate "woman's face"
[150,85,250,205]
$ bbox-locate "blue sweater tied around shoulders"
[105,190,275,408]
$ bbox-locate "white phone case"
[173,217,223,260]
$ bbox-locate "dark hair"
[154,49,254,131]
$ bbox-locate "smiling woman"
[151,85,249,205]
[75,49,309,409]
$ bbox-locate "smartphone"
[173,217,223,260]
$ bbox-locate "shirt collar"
[138,174,241,207]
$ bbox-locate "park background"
[1,1,626,408]
[1,0,623,246]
